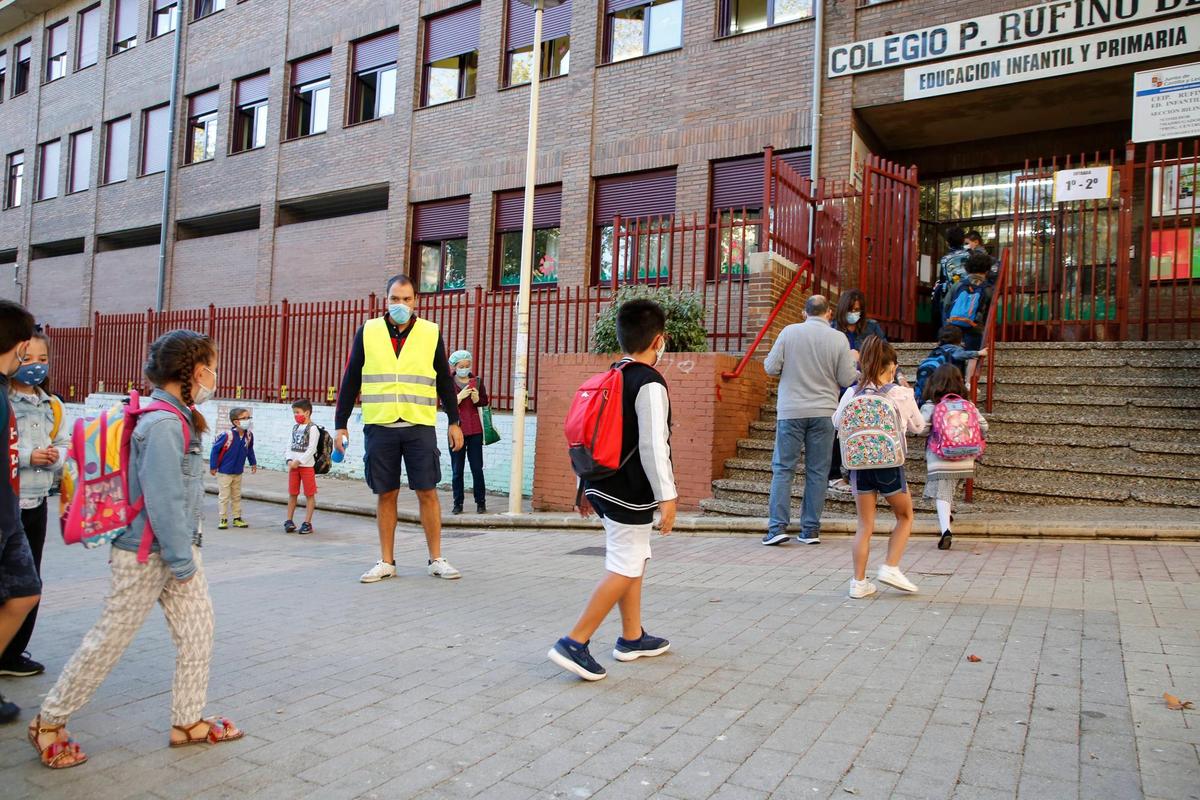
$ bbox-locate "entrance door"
[859,156,919,341]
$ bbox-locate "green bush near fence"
[591,286,709,355]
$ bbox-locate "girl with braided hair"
[29,329,243,769]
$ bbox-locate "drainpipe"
[155,7,184,312]
[809,0,824,185]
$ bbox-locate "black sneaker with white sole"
[0,694,18,725]
[796,535,821,545]
[938,530,953,550]
[548,638,606,681]
[613,630,671,662]
[762,531,789,546]
[0,653,44,677]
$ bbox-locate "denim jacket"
[111,389,204,580]
[10,388,69,509]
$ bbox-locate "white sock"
[936,499,952,533]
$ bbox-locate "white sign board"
[1133,61,1200,143]
[903,17,1199,100]
[829,0,1197,77]
[1053,167,1113,202]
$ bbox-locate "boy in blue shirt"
[209,407,257,530]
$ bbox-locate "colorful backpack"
[838,384,906,470]
[929,394,985,461]
[947,281,984,329]
[59,391,190,562]
[565,360,636,481]
[913,350,950,406]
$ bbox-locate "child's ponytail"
[144,329,215,436]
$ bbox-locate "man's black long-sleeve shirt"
[334,315,461,429]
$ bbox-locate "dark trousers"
[829,434,844,481]
[3,500,46,662]
[451,433,486,509]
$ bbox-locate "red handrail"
[965,248,1009,502]
[720,258,814,384]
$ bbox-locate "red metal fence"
[859,155,920,341]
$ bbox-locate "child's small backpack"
[838,384,906,470]
[947,281,984,329]
[929,394,985,461]
[564,361,636,481]
[60,391,190,562]
[312,425,334,475]
[215,429,253,466]
[913,350,949,406]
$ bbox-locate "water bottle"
[331,435,348,463]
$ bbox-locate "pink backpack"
[929,394,985,461]
[60,391,190,562]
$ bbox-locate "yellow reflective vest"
[360,316,440,426]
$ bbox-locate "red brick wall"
[28,253,88,326]
[269,213,389,302]
[532,352,768,512]
[171,230,260,309]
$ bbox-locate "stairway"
[701,341,1200,517]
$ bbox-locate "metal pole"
[807,0,824,254]
[155,7,184,312]
[508,1,545,514]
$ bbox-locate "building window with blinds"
[709,150,810,276]
[494,186,562,287]
[37,140,60,201]
[350,30,398,124]
[153,1,178,38]
[413,198,470,293]
[593,169,677,284]
[68,129,92,193]
[194,0,225,20]
[12,40,31,96]
[722,0,811,36]
[186,89,219,164]
[505,0,570,86]
[422,5,479,107]
[112,0,138,54]
[0,50,7,100]
[604,0,681,64]
[140,104,170,175]
[103,116,130,183]
[233,72,269,153]
[288,52,330,138]
[5,152,24,209]
[77,5,101,69]
[45,21,68,82]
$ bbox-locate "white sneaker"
[849,579,877,599]
[428,558,461,580]
[360,561,397,583]
[828,478,852,495]
[876,564,919,593]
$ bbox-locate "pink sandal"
[28,716,88,769]
[170,717,244,748]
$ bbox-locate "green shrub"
[591,285,709,355]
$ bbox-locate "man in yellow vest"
[334,275,465,583]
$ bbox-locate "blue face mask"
[455,368,471,378]
[14,363,48,386]
[846,312,862,325]
[388,303,413,326]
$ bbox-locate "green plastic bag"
[481,406,501,446]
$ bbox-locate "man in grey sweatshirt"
[762,295,859,545]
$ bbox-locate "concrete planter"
[532,352,769,512]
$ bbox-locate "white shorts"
[603,517,653,578]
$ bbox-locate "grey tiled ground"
[1,500,1198,799]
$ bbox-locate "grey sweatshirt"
[764,317,860,419]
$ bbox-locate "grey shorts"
[363,424,442,493]
[0,528,41,604]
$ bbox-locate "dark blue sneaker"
[762,531,789,546]
[547,638,606,681]
[613,630,671,662]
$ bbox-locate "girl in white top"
[832,336,927,600]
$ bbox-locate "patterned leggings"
[41,547,214,727]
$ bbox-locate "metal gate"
[859,156,920,341]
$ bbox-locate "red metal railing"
[965,249,1009,503]
[859,155,920,341]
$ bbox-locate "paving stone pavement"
[1,500,1198,800]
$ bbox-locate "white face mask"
[455,368,471,378]
[654,336,666,367]
[237,419,252,431]
[194,366,217,405]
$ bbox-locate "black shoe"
[476,504,487,514]
[298,522,313,535]
[796,535,821,545]
[547,638,606,681]
[0,694,19,725]
[283,520,297,534]
[451,506,463,515]
[0,653,45,677]
[938,530,953,550]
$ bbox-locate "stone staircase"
[701,341,1200,517]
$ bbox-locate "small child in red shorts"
[284,399,318,535]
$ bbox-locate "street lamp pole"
[509,0,560,514]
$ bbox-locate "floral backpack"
[929,394,985,460]
[838,384,906,470]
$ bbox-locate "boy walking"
[209,407,257,530]
[914,326,988,405]
[284,400,318,535]
[549,300,677,682]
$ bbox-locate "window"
[605,0,681,63]
[412,198,469,292]
[422,5,479,107]
[349,31,398,124]
[104,116,131,183]
[112,0,138,53]
[77,5,101,68]
[186,89,218,164]
[723,0,810,35]
[12,40,31,96]
[69,129,92,193]
[593,169,677,283]
[152,0,178,38]
[505,0,570,86]
[5,152,24,209]
[37,140,60,201]
[0,50,7,100]
[140,105,169,175]
[45,21,68,82]
[287,52,330,138]
[232,72,269,153]
[495,186,562,287]
[194,0,225,20]
[709,150,809,276]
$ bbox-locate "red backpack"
[564,361,636,481]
